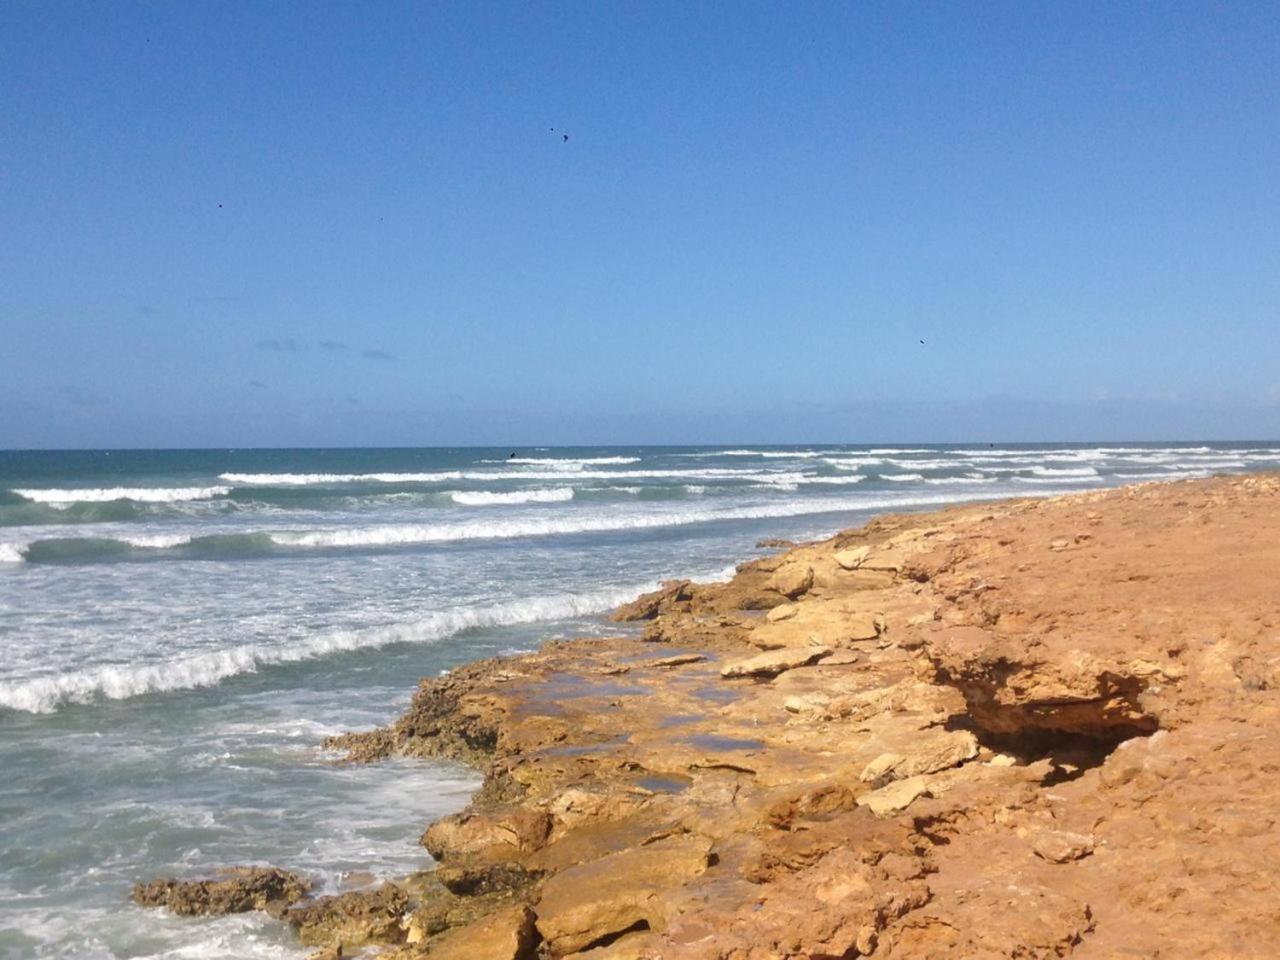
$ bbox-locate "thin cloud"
[318,340,349,352]
[362,348,395,361]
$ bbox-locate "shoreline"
[136,474,1280,958]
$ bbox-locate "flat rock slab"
[649,653,706,668]
[535,834,712,954]
[1033,830,1095,864]
[834,546,871,570]
[720,646,831,679]
[856,775,933,816]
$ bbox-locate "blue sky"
[2,1,1277,447]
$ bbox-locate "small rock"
[131,867,310,917]
[1049,538,1070,551]
[770,564,814,599]
[856,775,932,816]
[834,546,870,570]
[650,653,706,668]
[846,615,882,641]
[766,604,798,622]
[1032,830,1094,864]
[421,904,537,960]
[721,646,831,679]
[284,883,409,948]
[860,752,904,783]
[783,693,832,714]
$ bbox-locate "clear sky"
[2,1,1277,448]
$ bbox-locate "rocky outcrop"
[137,474,1280,960]
[131,867,309,917]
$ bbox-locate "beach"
[125,470,1280,958]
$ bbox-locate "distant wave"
[3,490,1057,563]
[220,472,463,485]
[449,487,575,506]
[879,473,924,482]
[497,456,640,467]
[222,467,800,485]
[924,475,999,485]
[11,486,230,504]
[1028,466,1099,477]
[688,449,829,459]
[0,582,667,714]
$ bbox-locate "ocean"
[1,443,1276,958]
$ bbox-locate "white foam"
[823,457,880,470]
[924,475,998,485]
[1011,475,1104,484]
[879,473,924,482]
[120,533,195,549]
[11,486,231,504]
[0,541,27,563]
[266,490,1033,550]
[684,485,706,494]
[500,456,641,466]
[1029,466,1099,477]
[1114,469,1212,480]
[0,583,661,714]
[449,487,575,506]
[220,472,463,485]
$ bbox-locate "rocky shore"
[135,474,1280,958]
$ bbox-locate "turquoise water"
[2,443,1277,958]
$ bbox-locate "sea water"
[2,443,1276,958]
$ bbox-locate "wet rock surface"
[137,474,1280,958]
[130,866,309,917]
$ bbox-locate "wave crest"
[11,486,230,504]
[449,487,575,506]
[0,583,660,714]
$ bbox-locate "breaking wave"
[11,486,230,504]
[220,472,463,485]
[449,487,575,506]
[0,583,667,714]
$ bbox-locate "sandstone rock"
[770,564,814,599]
[421,904,537,960]
[860,752,905,783]
[720,645,831,679]
[284,883,408,948]
[846,614,883,641]
[860,552,905,573]
[834,546,871,570]
[766,603,798,622]
[1032,830,1095,864]
[611,580,691,621]
[784,692,832,714]
[856,775,933,815]
[649,653,705,668]
[422,808,551,860]
[131,867,309,917]
[535,834,712,954]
